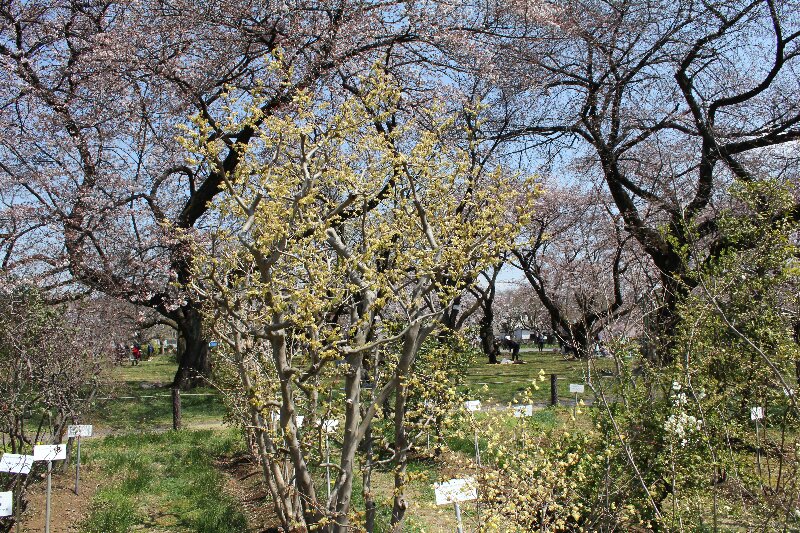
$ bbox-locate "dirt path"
[16,420,228,532]
[19,463,99,532]
[89,419,227,439]
[217,453,281,533]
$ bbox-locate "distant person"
[597,340,610,357]
[503,336,521,362]
[131,344,141,366]
[556,334,576,356]
[147,343,154,359]
[537,333,545,352]
[489,337,501,364]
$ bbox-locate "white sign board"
[271,413,305,429]
[434,478,478,506]
[67,425,93,438]
[569,384,585,394]
[0,454,34,475]
[463,400,481,412]
[512,404,534,418]
[0,491,11,517]
[33,444,66,462]
[322,420,339,433]
[750,406,764,420]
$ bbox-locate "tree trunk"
[643,270,689,366]
[173,307,211,389]
[363,425,376,532]
[390,324,424,531]
[390,386,410,532]
[331,352,363,532]
[479,308,499,364]
[569,325,593,360]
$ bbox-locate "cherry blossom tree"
[467,262,505,363]
[0,0,465,387]
[511,184,646,357]
[0,283,115,532]
[476,0,800,361]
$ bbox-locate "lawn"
[76,349,512,531]
[88,355,227,431]
[66,347,626,532]
[40,344,779,532]
[79,429,248,533]
[462,346,616,405]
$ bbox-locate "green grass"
[75,346,792,532]
[74,349,608,532]
[89,388,226,430]
[114,354,179,384]
[443,407,563,459]
[80,429,248,533]
[461,347,615,405]
[346,466,429,532]
[89,355,227,430]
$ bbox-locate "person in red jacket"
[131,344,141,366]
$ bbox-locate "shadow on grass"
[80,429,247,533]
[89,388,227,430]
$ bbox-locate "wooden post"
[172,387,182,430]
[550,374,558,407]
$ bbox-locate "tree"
[491,283,549,336]
[465,273,552,364]
[0,285,111,533]
[471,180,800,530]
[0,0,441,387]
[466,262,504,364]
[480,0,800,361]
[512,184,643,357]
[188,70,534,531]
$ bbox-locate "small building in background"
[511,328,533,343]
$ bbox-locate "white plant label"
[0,491,11,517]
[434,478,478,505]
[322,420,339,433]
[512,404,534,418]
[750,406,764,420]
[463,400,481,412]
[271,413,305,429]
[33,444,66,462]
[67,425,93,438]
[0,453,34,475]
[569,384,585,394]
